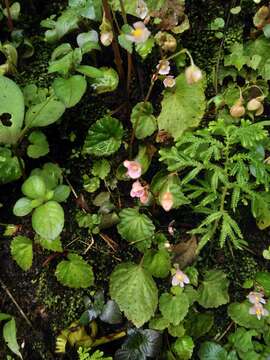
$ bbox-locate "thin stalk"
[4,0,13,31]
[102,0,125,83]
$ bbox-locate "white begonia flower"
[136,0,148,20]
[126,22,151,43]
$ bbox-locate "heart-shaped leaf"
[27,131,49,158]
[143,249,171,278]
[131,102,157,139]
[172,336,194,360]
[32,201,64,240]
[0,76,24,145]
[110,262,158,327]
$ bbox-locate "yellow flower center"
[176,272,184,282]
[256,308,262,315]
[132,28,143,38]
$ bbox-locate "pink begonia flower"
[160,191,173,211]
[130,181,150,204]
[185,65,203,85]
[157,60,170,75]
[136,0,148,19]
[172,269,190,288]
[163,75,176,88]
[249,303,269,320]
[247,291,266,305]
[126,22,150,43]
[123,160,142,179]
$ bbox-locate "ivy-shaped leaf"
[83,116,123,156]
[117,208,155,252]
[157,73,205,140]
[197,270,229,308]
[10,235,33,271]
[55,253,94,288]
[228,301,267,329]
[110,262,158,327]
[91,159,111,179]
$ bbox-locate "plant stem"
[4,0,13,31]
[102,0,125,83]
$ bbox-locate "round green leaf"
[55,253,94,288]
[198,342,228,360]
[83,116,123,156]
[117,208,155,252]
[0,76,24,145]
[52,185,70,202]
[25,98,65,128]
[53,75,87,108]
[172,336,194,360]
[157,73,205,141]
[131,102,157,139]
[110,262,158,328]
[143,249,171,278]
[197,270,230,308]
[10,235,33,271]
[159,292,189,325]
[32,201,64,240]
[13,197,33,216]
[22,175,47,199]
[228,301,267,329]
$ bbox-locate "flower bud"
[230,100,245,118]
[100,31,113,46]
[155,31,177,52]
[255,104,264,116]
[247,98,262,111]
[160,191,173,211]
[185,65,203,84]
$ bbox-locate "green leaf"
[109,0,165,16]
[85,66,119,94]
[0,147,22,184]
[0,76,24,145]
[168,323,186,337]
[228,327,258,355]
[52,185,70,202]
[131,102,157,139]
[224,43,249,71]
[69,0,102,20]
[32,201,64,240]
[53,75,87,108]
[25,98,65,128]
[118,31,133,53]
[22,175,47,199]
[255,271,270,296]
[10,235,33,271]
[157,73,205,140]
[149,315,170,331]
[3,318,22,359]
[159,292,189,325]
[83,175,100,193]
[228,301,266,329]
[13,197,33,216]
[185,312,214,339]
[27,131,49,158]
[38,236,63,252]
[199,342,228,360]
[117,208,155,252]
[135,37,155,59]
[43,9,79,42]
[143,249,171,278]
[110,262,158,327]
[83,116,123,156]
[92,159,111,179]
[55,253,94,288]
[3,2,21,20]
[197,270,229,308]
[172,336,194,360]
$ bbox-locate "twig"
[0,278,32,327]
[83,236,95,254]
[99,232,118,252]
[215,321,234,342]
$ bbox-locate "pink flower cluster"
[247,291,269,320]
[130,180,149,205]
[156,60,176,88]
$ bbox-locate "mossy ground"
[1,0,270,359]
